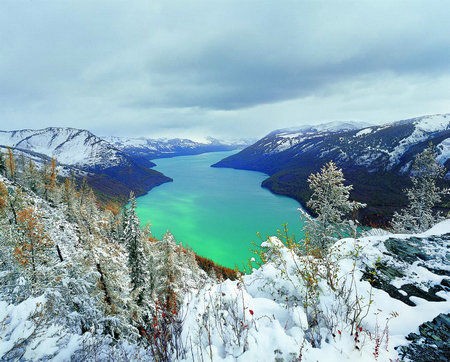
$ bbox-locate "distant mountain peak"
[271,120,372,137]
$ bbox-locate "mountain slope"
[0,127,171,202]
[213,114,450,225]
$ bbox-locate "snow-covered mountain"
[0,127,171,202]
[229,115,449,171]
[0,126,252,203]
[0,127,128,169]
[254,121,371,154]
[104,135,250,159]
[270,120,373,136]
[214,114,450,225]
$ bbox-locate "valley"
[2,3,449,360]
[1,116,449,361]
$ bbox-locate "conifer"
[392,144,448,232]
[123,192,147,304]
[305,161,364,251]
[15,206,53,286]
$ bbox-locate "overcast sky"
[0,1,449,140]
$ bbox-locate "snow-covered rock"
[180,221,450,361]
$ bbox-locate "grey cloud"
[0,1,449,138]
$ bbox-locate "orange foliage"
[45,158,58,193]
[194,253,238,280]
[14,207,52,267]
[104,201,121,215]
[6,148,15,179]
[0,181,7,212]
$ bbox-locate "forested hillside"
[214,114,450,226]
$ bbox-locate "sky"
[0,1,449,140]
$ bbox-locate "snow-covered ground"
[179,222,450,361]
[1,217,448,360]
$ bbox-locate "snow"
[180,220,450,361]
[0,162,449,361]
[279,132,303,138]
[355,128,373,137]
[415,113,450,132]
[273,121,370,138]
[436,138,450,165]
[388,114,450,167]
[0,296,46,358]
[0,127,125,168]
[420,218,450,236]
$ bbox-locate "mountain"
[213,114,450,226]
[0,127,171,202]
[1,169,448,360]
[0,127,129,168]
[104,135,251,160]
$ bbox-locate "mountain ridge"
[213,113,450,226]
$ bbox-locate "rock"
[397,313,450,361]
[362,234,450,306]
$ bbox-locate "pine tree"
[18,153,26,176]
[123,192,147,304]
[392,144,448,232]
[22,159,39,192]
[160,232,180,313]
[304,161,365,252]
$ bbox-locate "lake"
[135,151,305,269]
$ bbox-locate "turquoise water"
[135,151,304,269]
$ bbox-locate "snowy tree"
[23,159,39,192]
[60,173,79,221]
[304,161,365,252]
[159,232,181,312]
[123,192,148,305]
[392,143,448,232]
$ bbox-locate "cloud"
[0,1,448,138]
